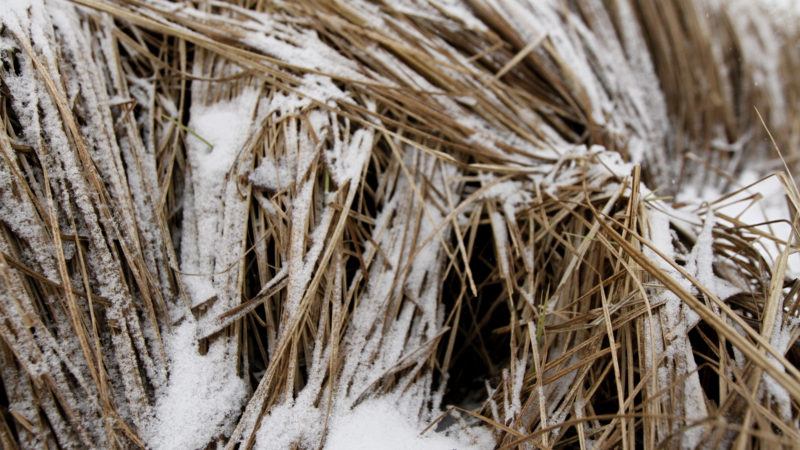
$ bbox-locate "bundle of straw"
[1,0,799,448]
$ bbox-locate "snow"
[244,26,372,85]
[763,306,796,422]
[146,320,247,449]
[433,0,487,32]
[153,89,259,448]
[591,147,634,179]
[480,178,532,214]
[0,0,33,17]
[682,172,800,278]
[753,0,800,23]
[506,359,527,424]
[249,154,295,193]
[684,210,723,308]
[180,88,260,308]
[644,210,708,447]
[255,390,495,449]
[326,398,492,450]
[324,127,373,188]
[254,402,324,450]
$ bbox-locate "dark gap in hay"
[722,42,746,129]
[343,231,361,291]
[110,239,134,295]
[180,80,195,139]
[0,380,18,444]
[167,166,185,245]
[633,391,647,447]
[555,427,581,449]
[0,83,24,148]
[359,149,382,223]
[0,370,7,410]
[71,94,88,130]
[560,115,588,144]
[246,316,267,386]
[594,342,619,416]
[639,152,672,193]
[438,219,510,410]
[245,308,270,387]
[789,341,800,378]
[343,148,383,291]
[131,316,161,400]
[243,234,262,303]
[1,46,22,79]
[688,319,721,407]
[57,357,87,403]
[35,290,56,328]
[168,75,195,257]
[242,216,278,386]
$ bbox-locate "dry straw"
[1,0,799,448]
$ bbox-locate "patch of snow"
[0,0,33,18]
[244,27,372,85]
[751,0,800,25]
[250,155,295,193]
[323,126,374,189]
[591,146,633,179]
[180,88,260,308]
[645,210,709,447]
[712,172,799,277]
[146,320,247,449]
[160,88,258,446]
[480,178,531,213]
[254,400,325,450]
[326,398,492,450]
[675,181,721,205]
[763,309,798,422]
[685,211,718,300]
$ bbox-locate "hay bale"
[1,0,799,448]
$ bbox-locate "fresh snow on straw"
[152,89,259,448]
[678,172,800,277]
[326,398,493,450]
[180,88,260,308]
[644,210,708,447]
[146,321,247,449]
[763,306,797,423]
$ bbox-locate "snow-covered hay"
[1,0,800,448]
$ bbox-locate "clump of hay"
[1,0,800,448]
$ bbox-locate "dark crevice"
[438,220,511,410]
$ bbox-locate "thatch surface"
[1,0,799,448]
